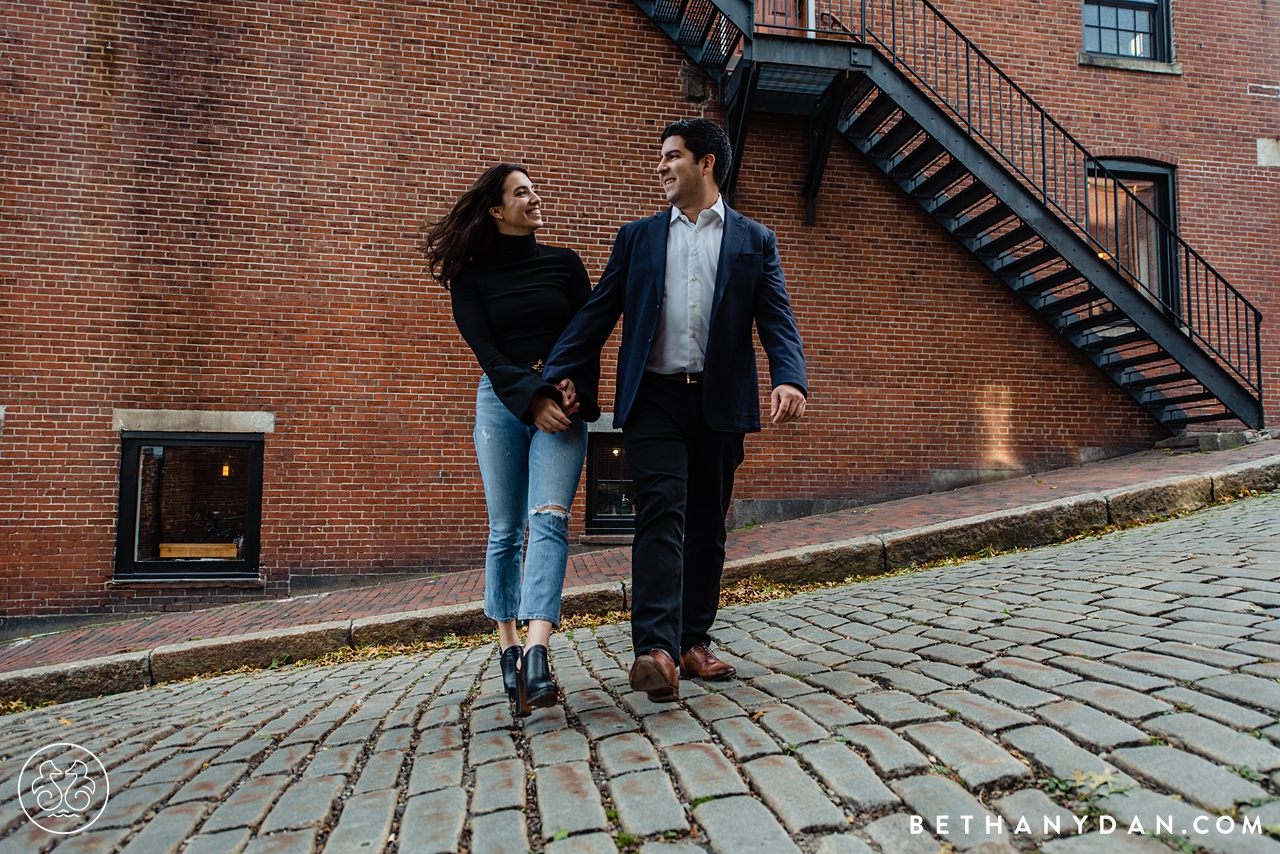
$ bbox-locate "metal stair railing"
[756,0,1263,411]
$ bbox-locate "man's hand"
[557,378,580,417]
[770,383,806,425]
[530,394,573,433]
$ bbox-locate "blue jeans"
[473,375,587,626]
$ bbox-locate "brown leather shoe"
[679,643,736,681]
[629,648,679,702]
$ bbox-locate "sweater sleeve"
[564,250,603,423]
[450,272,554,423]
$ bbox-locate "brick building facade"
[2,0,1276,621]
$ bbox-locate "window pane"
[1101,28,1118,53]
[1120,30,1136,56]
[1084,26,1101,52]
[1084,4,1099,25]
[1100,5,1117,26]
[1130,32,1151,57]
[1118,7,1135,29]
[136,445,250,561]
[592,444,635,517]
[1136,9,1151,32]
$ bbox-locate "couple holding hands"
[423,119,808,713]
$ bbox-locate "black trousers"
[623,371,746,660]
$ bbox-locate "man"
[546,118,807,701]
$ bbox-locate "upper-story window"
[1083,1,1170,62]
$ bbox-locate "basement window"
[115,432,263,580]
[585,433,636,535]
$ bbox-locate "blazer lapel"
[712,206,747,316]
[648,209,670,307]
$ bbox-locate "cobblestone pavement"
[4,440,1277,674]
[3,491,1280,854]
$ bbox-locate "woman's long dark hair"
[421,163,528,288]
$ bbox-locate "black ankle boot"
[522,645,558,708]
[499,646,530,717]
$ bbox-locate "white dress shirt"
[647,195,726,374]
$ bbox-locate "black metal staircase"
[630,0,1264,430]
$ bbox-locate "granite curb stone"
[882,494,1109,569]
[1104,475,1214,524]
[151,621,353,683]
[0,651,151,705]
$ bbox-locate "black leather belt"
[651,370,703,384]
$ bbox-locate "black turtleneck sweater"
[451,232,600,423]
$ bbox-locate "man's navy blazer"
[545,204,807,433]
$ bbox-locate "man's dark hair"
[661,118,733,188]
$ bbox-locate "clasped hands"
[532,377,807,433]
[529,378,580,433]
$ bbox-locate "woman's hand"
[557,378,579,416]
[530,394,572,433]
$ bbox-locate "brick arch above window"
[1091,148,1179,168]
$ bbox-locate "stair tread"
[1064,308,1130,334]
[1165,411,1236,425]
[973,223,1034,253]
[910,161,968,201]
[933,183,993,219]
[841,74,878,121]
[1042,288,1107,315]
[846,93,898,139]
[1081,330,1151,352]
[998,246,1061,277]
[889,138,944,178]
[867,117,923,161]
[1103,350,1174,371]
[1016,267,1084,295]
[1122,370,1193,389]
[1155,391,1218,407]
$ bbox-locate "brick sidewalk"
[2,440,1276,674]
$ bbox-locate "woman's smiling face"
[490,170,543,235]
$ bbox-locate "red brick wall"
[1,0,1268,617]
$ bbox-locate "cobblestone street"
[4,491,1280,854]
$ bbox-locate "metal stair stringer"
[839,46,1264,430]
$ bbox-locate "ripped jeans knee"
[531,504,570,520]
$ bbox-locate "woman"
[423,163,598,715]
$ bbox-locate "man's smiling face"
[657,135,714,211]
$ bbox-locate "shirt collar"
[670,195,726,226]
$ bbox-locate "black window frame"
[115,431,264,581]
[1082,0,1172,63]
[584,432,636,536]
[1087,158,1179,312]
